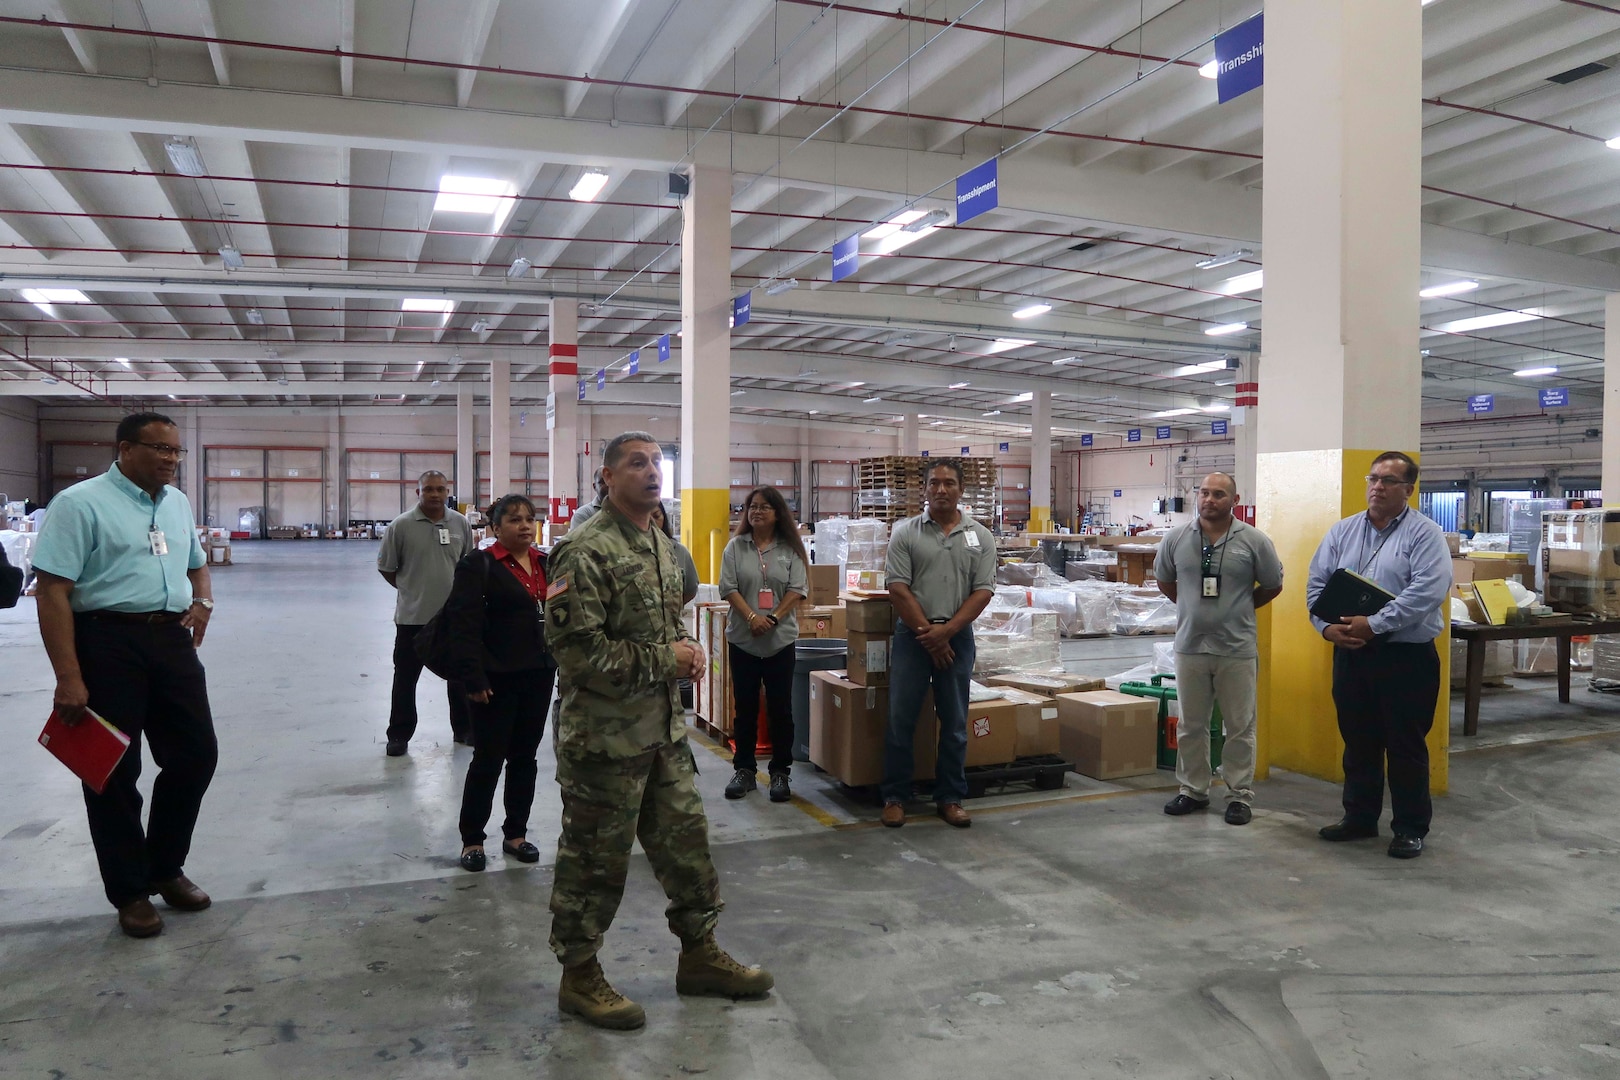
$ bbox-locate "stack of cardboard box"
[843,595,893,687]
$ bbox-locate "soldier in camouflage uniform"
[545,431,774,1030]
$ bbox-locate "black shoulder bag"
[414,549,490,680]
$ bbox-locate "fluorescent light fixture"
[22,288,90,313]
[1052,357,1080,366]
[984,338,1036,355]
[731,389,748,396]
[415,359,425,374]
[437,175,519,228]
[1514,365,1558,377]
[1152,408,1198,418]
[244,307,264,325]
[1607,136,1620,150]
[930,420,945,426]
[1219,270,1264,295]
[764,277,799,295]
[1201,403,1231,412]
[1204,322,1249,336]
[568,169,610,202]
[846,381,866,388]
[116,357,132,368]
[1170,358,1234,377]
[864,209,927,241]
[470,318,491,333]
[402,298,454,327]
[164,137,206,177]
[277,376,289,386]
[807,409,820,415]
[433,379,443,387]
[875,226,940,254]
[1198,59,1219,79]
[982,410,1002,416]
[40,375,60,385]
[1012,303,1052,319]
[507,256,532,279]
[948,381,971,389]
[1194,249,1251,270]
[219,245,245,269]
[1435,310,1541,333]
[903,209,950,232]
[863,396,882,403]
[1419,279,1479,298]
[1009,392,1034,403]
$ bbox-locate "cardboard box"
[808,669,935,786]
[1451,584,1485,623]
[807,563,842,606]
[1452,557,1529,584]
[985,672,1106,695]
[797,604,847,640]
[1054,690,1158,779]
[1116,550,1156,586]
[843,595,895,633]
[962,698,1020,767]
[846,629,891,687]
[995,688,1062,757]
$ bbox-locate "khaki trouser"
[1173,652,1258,804]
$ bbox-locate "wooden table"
[1451,618,1620,735]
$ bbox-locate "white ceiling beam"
[564,0,637,117]
[339,0,356,97]
[455,0,503,108]
[660,0,778,126]
[45,0,99,73]
[192,0,232,86]
[0,124,129,263]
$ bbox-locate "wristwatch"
[192,598,215,611]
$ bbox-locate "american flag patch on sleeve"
[546,576,569,600]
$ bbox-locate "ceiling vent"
[1547,61,1610,85]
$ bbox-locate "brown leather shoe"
[117,898,163,938]
[937,802,971,828]
[880,802,906,828]
[150,874,211,912]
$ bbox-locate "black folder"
[1310,567,1396,623]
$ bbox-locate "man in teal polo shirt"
[32,412,219,939]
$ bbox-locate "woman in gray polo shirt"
[718,486,809,802]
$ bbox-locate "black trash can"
[792,639,848,761]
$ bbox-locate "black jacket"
[444,548,554,693]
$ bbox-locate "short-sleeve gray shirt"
[1153,519,1283,658]
[885,510,997,622]
[377,506,474,624]
[717,534,809,657]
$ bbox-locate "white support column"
[1232,353,1258,512]
[324,407,342,532]
[181,407,203,524]
[679,152,732,583]
[1604,294,1620,502]
[900,412,919,456]
[489,358,511,503]
[1030,391,1053,533]
[548,299,582,523]
[799,422,813,523]
[456,384,475,513]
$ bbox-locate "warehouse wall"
[0,399,40,502]
[1070,434,1236,530]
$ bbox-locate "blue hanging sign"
[1467,393,1494,414]
[832,233,861,282]
[1080,433,1094,447]
[1156,426,1172,440]
[577,379,586,402]
[732,291,751,327]
[960,446,971,456]
[998,441,1010,453]
[1211,418,1228,436]
[1113,489,1123,498]
[1127,428,1142,443]
[596,369,606,391]
[1539,386,1569,409]
[1213,14,1264,104]
[657,334,671,363]
[921,450,930,457]
[627,349,640,376]
[955,157,999,225]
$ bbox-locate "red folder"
[38,708,130,794]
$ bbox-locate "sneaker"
[1163,794,1210,816]
[558,957,645,1030]
[676,935,774,999]
[724,768,757,800]
[1223,802,1252,826]
[768,773,790,803]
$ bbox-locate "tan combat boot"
[675,935,775,999]
[558,957,646,1030]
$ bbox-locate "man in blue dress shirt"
[1306,451,1451,860]
[32,412,219,937]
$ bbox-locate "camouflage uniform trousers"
[547,739,723,965]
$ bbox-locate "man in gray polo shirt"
[1154,471,1283,825]
[880,459,998,830]
[377,471,475,756]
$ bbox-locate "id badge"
[964,532,981,549]
[1202,576,1220,598]
[757,588,776,611]
[148,528,168,556]
[437,528,450,546]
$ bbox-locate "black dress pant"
[729,642,795,775]
[459,665,556,845]
[1331,640,1440,838]
[389,623,471,743]
[75,617,218,908]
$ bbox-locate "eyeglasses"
[747,504,773,514]
[1364,474,1411,488]
[135,441,187,460]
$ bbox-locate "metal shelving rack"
[998,464,1031,529]
[203,445,325,534]
[474,450,550,508]
[344,447,458,522]
[810,459,857,520]
[730,458,802,516]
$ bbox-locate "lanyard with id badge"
[1198,526,1225,598]
[755,545,776,611]
[148,527,168,556]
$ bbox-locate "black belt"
[79,609,186,625]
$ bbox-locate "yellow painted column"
[1254,0,1446,794]
[678,150,732,583]
[1029,389,1053,533]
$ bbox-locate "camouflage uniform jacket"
[546,500,693,758]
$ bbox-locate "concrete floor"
[3,541,1620,1078]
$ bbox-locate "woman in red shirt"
[443,494,556,871]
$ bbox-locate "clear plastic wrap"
[1113,588,1178,635]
